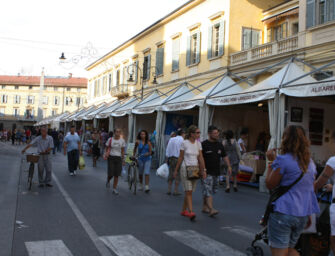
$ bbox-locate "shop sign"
[161,101,198,112]
[207,90,276,106]
[112,110,128,117]
[281,81,335,97]
[132,106,157,114]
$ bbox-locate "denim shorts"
[138,160,151,175]
[268,212,308,249]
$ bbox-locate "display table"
[240,158,266,182]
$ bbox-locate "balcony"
[230,36,298,66]
[111,84,130,99]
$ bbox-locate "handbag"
[186,165,200,180]
[103,138,112,160]
[260,172,304,226]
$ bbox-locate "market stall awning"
[132,91,165,115]
[112,96,139,117]
[160,82,197,112]
[85,103,111,120]
[280,75,335,98]
[208,62,315,105]
[74,106,97,121]
[97,100,121,118]
[64,107,87,122]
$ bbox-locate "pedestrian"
[314,131,335,255]
[134,130,152,193]
[92,129,101,167]
[51,129,59,154]
[266,125,319,255]
[222,130,241,192]
[25,129,31,144]
[201,126,232,217]
[165,128,185,195]
[63,125,82,176]
[238,128,248,155]
[58,131,64,152]
[173,125,206,221]
[100,128,108,155]
[105,129,125,195]
[21,126,54,187]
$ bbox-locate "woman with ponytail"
[265,125,319,255]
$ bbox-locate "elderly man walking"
[64,125,82,176]
[22,126,54,187]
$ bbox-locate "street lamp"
[59,52,66,61]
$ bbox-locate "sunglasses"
[192,131,201,134]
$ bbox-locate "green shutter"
[218,20,225,56]
[147,54,151,80]
[172,38,180,71]
[156,47,164,76]
[186,36,191,66]
[196,31,201,64]
[207,26,213,59]
[306,0,315,28]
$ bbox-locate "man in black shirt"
[201,125,232,217]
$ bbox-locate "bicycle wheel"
[28,163,34,190]
[128,165,134,190]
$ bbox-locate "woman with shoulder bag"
[104,129,126,195]
[173,125,206,221]
[265,125,319,256]
[223,130,241,193]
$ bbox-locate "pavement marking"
[25,240,73,256]
[221,226,266,245]
[52,174,113,256]
[100,235,161,256]
[164,230,245,256]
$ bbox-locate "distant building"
[0,74,87,130]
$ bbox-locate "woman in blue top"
[266,125,319,256]
[134,130,152,193]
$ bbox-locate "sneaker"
[145,185,150,193]
[234,187,238,192]
[112,189,119,195]
[70,172,74,176]
[46,184,53,187]
[139,184,143,191]
[73,171,77,176]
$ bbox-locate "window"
[13,108,19,117]
[242,27,261,50]
[42,96,48,105]
[25,109,33,119]
[66,87,70,91]
[208,21,225,59]
[1,95,8,103]
[1,85,5,89]
[54,86,58,91]
[42,109,47,118]
[51,109,57,116]
[186,31,201,66]
[15,85,19,90]
[102,76,108,94]
[65,97,70,106]
[77,88,81,92]
[292,23,299,35]
[307,0,335,28]
[116,70,120,85]
[27,96,34,104]
[108,73,112,91]
[142,54,151,80]
[13,95,20,104]
[54,96,59,105]
[155,46,164,76]
[0,108,5,116]
[76,97,81,106]
[313,71,333,80]
[268,23,288,41]
[172,37,180,71]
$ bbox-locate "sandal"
[209,210,219,217]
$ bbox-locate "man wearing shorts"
[165,128,185,195]
[201,126,231,216]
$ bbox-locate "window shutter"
[207,26,213,59]
[156,47,164,76]
[251,30,260,47]
[172,38,180,71]
[306,0,316,28]
[146,54,151,80]
[218,20,225,56]
[135,60,139,84]
[186,36,191,66]
[32,96,34,104]
[195,31,201,64]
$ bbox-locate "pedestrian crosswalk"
[25,227,259,255]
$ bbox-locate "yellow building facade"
[0,74,87,130]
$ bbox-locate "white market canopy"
[207,62,316,105]
[85,103,111,120]
[132,91,165,115]
[96,100,121,119]
[64,108,87,122]
[112,97,140,117]
[74,106,97,121]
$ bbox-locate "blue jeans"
[268,211,308,249]
[138,160,151,175]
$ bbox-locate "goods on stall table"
[240,152,266,183]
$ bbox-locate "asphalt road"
[0,141,271,256]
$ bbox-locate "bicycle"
[25,153,40,190]
[128,156,139,195]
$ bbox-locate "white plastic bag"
[121,166,127,177]
[156,163,169,180]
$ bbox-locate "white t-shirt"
[106,137,126,157]
[326,156,335,196]
[180,139,202,166]
[238,138,246,152]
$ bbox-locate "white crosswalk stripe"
[164,230,246,256]
[100,235,161,256]
[25,240,73,256]
[221,226,266,245]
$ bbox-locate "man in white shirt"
[166,128,185,195]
